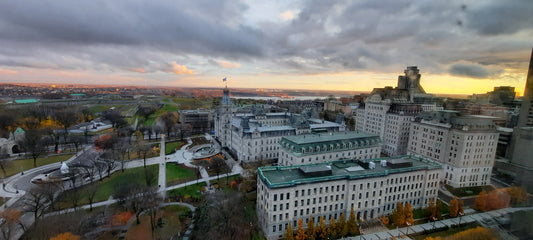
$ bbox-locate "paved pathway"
[347,207,533,240]
[158,135,166,199]
[0,135,243,240]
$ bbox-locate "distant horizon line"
[0,81,497,97]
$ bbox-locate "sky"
[0,0,531,95]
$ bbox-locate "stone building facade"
[278,131,381,166]
[257,156,441,240]
[408,110,499,188]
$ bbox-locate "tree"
[405,202,414,226]
[487,189,510,210]
[0,208,23,240]
[427,198,437,220]
[24,187,49,225]
[41,182,62,212]
[316,216,327,239]
[0,148,11,177]
[116,138,131,172]
[449,197,459,217]
[84,184,99,211]
[307,215,315,240]
[18,129,45,167]
[194,166,202,184]
[327,218,337,239]
[285,222,294,240]
[337,213,347,237]
[136,139,152,168]
[103,110,126,129]
[295,218,306,240]
[458,199,464,220]
[436,200,443,220]
[346,207,358,236]
[392,202,405,227]
[159,112,178,137]
[53,109,80,144]
[210,156,228,181]
[506,187,530,206]
[49,232,81,240]
[475,190,488,211]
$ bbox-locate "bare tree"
[24,187,49,225]
[0,148,11,178]
[194,166,202,184]
[116,138,131,172]
[18,129,45,167]
[53,109,80,145]
[84,185,99,212]
[210,157,229,181]
[136,139,152,168]
[41,182,62,212]
[0,208,24,240]
[159,112,178,137]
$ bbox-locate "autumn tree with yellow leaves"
[285,222,294,240]
[295,218,306,240]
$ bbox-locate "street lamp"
[432,216,437,229]
[458,212,464,227]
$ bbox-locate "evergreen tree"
[307,215,315,240]
[285,222,294,240]
[347,207,358,236]
[295,218,306,240]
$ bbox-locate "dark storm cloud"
[465,0,533,35]
[0,0,262,69]
[449,63,490,78]
[0,0,530,78]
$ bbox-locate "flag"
[223,77,227,82]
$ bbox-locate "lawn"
[125,205,192,240]
[209,174,242,193]
[151,141,185,155]
[167,182,207,200]
[445,185,495,197]
[165,141,184,155]
[166,163,195,186]
[3,154,74,177]
[56,165,158,209]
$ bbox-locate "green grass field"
[3,154,74,177]
[166,163,195,185]
[56,165,159,209]
[167,182,207,199]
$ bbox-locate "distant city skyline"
[0,1,531,95]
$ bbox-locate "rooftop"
[282,131,377,145]
[258,155,441,189]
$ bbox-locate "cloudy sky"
[0,0,531,95]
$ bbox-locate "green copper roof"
[280,131,381,156]
[14,99,37,104]
[14,127,25,133]
[258,155,442,189]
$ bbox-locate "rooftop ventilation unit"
[299,165,332,177]
[369,162,376,169]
